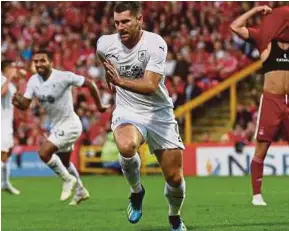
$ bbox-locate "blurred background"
[1,1,288,177]
[2,2,289,231]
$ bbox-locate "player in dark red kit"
[231,5,289,206]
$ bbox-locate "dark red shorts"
[255,92,289,142]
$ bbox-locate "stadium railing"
[79,146,117,174]
[79,144,162,174]
[174,60,262,144]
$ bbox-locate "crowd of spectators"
[2,1,286,146]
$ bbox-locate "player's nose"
[118,27,124,32]
[117,23,126,31]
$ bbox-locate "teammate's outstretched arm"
[104,60,161,95]
[12,92,32,111]
[230,5,272,39]
[82,78,111,112]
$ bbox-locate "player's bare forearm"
[83,79,110,112]
[103,60,160,95]
[230,9,257,39]
[230,5,272,39]
[13,102,26,110]
[1,80,11,96]
[117,77,157,95]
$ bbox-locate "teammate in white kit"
[12,50,109,205]
[97,2,186,231]
[1,60,21,195]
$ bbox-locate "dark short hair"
[33,49,53,61]
[1,60,13,72]
[114,2,141,17]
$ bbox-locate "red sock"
[251,156,265,195]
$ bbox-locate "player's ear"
[30,62,36,74]
[137,15,143,26]
[48,55,54,66]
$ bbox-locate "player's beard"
[37,67,50,78]
[129,25,142,44]
[120,32,130,42]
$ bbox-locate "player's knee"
[255,141,270,158]
[118,140,138,157]
[165,172,183,187]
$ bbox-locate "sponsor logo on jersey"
[119,65,144,78]
[39,95,55,104]
[276,53,289,62]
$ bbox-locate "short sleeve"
[145,37,167,76]
[23,77,35,99]
[67,72,85,87]
[96,35,109,60]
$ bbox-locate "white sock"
[164,180,186,216]
[118,153,142,193]
[47,154,72,181]
[68,162,83,190]
[1,161,9,187]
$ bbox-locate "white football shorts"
[48,118,83,153]
[111,107,185,154]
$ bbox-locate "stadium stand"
[1,1,286,146]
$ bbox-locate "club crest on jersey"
[138,50,146,62]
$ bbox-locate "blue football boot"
[127,185,145,224]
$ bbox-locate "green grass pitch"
[2,176,289,231]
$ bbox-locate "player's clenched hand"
[255,5,272,15]
[12,91,22,107]
[103,60,121,86]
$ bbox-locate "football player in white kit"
[12,50,110,205]
[1,60,21,195]
[97,2,187,231]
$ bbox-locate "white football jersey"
[97,30,174,115]
[24,69,85,129]
[1,74,16,133]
